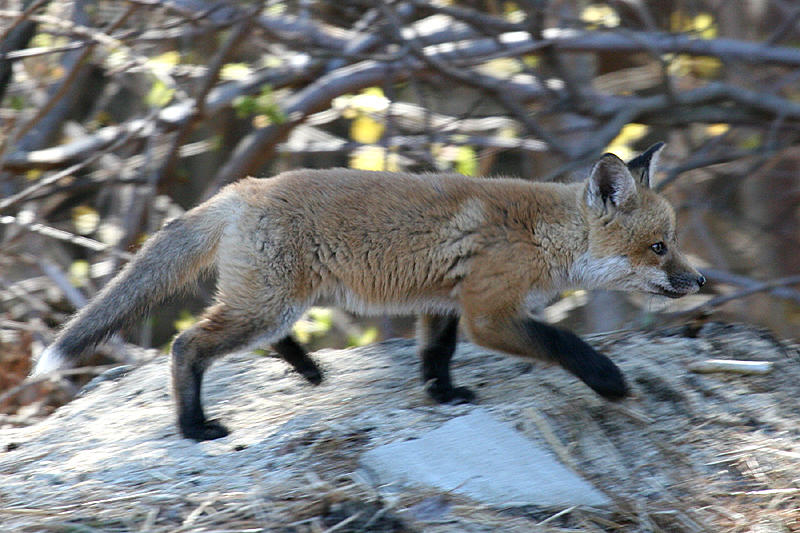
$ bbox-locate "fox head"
[578,143,705,298]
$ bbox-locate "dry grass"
[0,322,798,532]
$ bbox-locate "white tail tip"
[31,345,67,377]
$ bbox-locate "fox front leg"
[271,335,323,385]
[463,311,629,400]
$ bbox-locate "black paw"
[298,365,323,385]
[180,419,230,441]
[584,364,629,401]
[425,382,477,404]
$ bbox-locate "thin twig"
[671,274,800,319]
[0,215,132,259]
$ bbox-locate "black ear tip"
[638,141,665,155]
[640,141,666,160]
[626,141,666,168]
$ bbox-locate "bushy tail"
[31,198,232,376]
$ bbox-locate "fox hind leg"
[417,314,475,404]
[271,335,323,385]
[170,302,299,441]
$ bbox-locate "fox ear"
[586,153,637,213]
[626,141,665,188]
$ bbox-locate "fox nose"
[697,274,706,288]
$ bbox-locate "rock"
[1,326,796,532]
[360,408,610,507]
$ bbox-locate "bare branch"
[672,274,800,319]
[700,268,800,305]
[0,215,132,258]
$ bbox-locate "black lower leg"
[181,361,229,440]
[514,317,629,400]
[171,334,230,441]
[417,314,475,403]
[271,335,323,385]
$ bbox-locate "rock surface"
[0,323,798,532]
[361,408,610,507]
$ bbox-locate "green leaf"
[233,86,286,125]
[292,307,334,344]
[146,79,175,108]
[174,310,197,332]
[233,95,257,118]
[348,327,378,347]
[9,95,25,111]
[455,146,478,176]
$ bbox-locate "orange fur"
[34,145,704,440]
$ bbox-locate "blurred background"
[1,0,799,402]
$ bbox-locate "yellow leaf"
[476,57,522,77]
[332,95,358,119]
[694,13,717,39]
[670,11,716,39]
[706,123,729,136]
[31,33,54,48]
[220,63,251,80]
[606,123,649,161]
[72,205,100,235]
[668,54,721,78]
[25,169,43,181]
[292,321,311,344]
[522,54,540,68]
[581,4,620,28]
[503,2,524,23]
[693,56,721,77]
[148,51,180,69]
[68,260,90,288]
[350,146,399,171]
[351,115,385,144]
[97,222,124,246]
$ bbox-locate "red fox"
[33,143,705,440]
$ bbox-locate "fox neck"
[538,183,627,292]
[515,183,590,292]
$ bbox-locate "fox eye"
[650,242,667,255]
